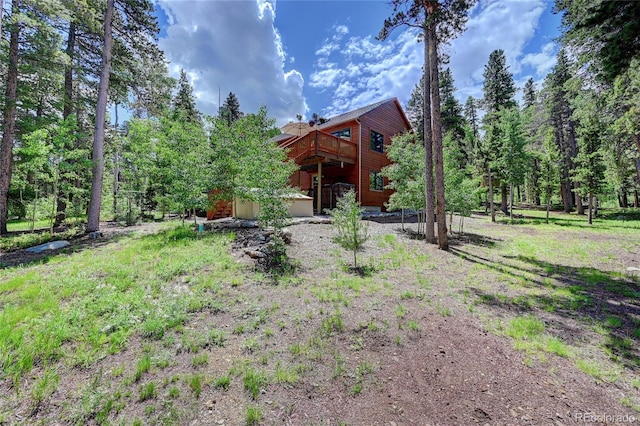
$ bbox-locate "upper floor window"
[370,130,384,153]
[331,128,351,140]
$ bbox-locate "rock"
[244,249,265,259]
[25,240,70,253]
[281,228,292,244]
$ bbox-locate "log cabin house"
[276,97,412,213]
[207,97,411,219]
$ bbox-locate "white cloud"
[447,0,547,102]
[311,29,423,117]
[308,0,549,118]
[522,42,557,77]
[157,0,307,125]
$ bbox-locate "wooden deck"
[280,130,357,169]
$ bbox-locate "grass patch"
[214,375,231,391]
[243,368,268,400]
[0,225,238,391]
[188,373,205,398]
[138,382,156,402]
[246,406,263,426]
[504,315,572,360]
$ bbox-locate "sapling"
[328,190,369,269]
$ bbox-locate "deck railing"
[281,130,357,164]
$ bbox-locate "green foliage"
[243,368,268,400]
[245,406,263,426]
[209,106,297,229]
[443,132,479,233]
[482,49,516,118]
[328,190,370,268]
[571,91,607,222]
[538,128,561,222]
[382,132,425,212]
[220,92,243,124]
[172,69,201,124]
[557,0,640,82]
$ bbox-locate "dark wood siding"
[283,99,411,211]
[358,101,411,210]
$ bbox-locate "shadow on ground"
[450,245,640,371]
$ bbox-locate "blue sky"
[155,0,561,126]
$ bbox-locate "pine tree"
[405,78,425,140]
[87,0,115,233]
[0,0,22,235]
[571,90,606,225]
[379,0,475,250]
[556,0,640,83]
[173,69,201,123]
[482,49,516,119]
[440,68,464,139]
[220,92,243,125]
[523,78,536,109]
[544,49,582,214]
[481,49,516,218]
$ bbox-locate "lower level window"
[369,170,384,191]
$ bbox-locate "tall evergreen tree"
[481,49,516,218]
[0,0,22,235]
[556,0,640,83]
[482,49,516,118]
[521,78,542,206]
[572,92,606,224]
[220,91,242,125]
[464,96,479,140]
[173,69,201,123]
[440,68,464,140]
[405,77,425,140]
[87,0,115,233]
[379,0,475,250]
[544,49,582,214]
[523,78,537,109]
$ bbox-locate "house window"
[369,170,384,192]
[370,130,384,153]
[331,128,351,140]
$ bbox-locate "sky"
[154,0,562,127]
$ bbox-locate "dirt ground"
[2,214,639,425]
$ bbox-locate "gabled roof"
[318,98,397,129]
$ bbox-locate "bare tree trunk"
[500,183,508,215]
[633,135,640,184]
[0,0,20,235]
[113,103,120,219]
[546,197,550,224]
[427,10,447,250]
[87,0,115,233]
[587,191,593,225]
[0,0,4,36]
[509,182,514,223]
[489,167,495,222]
[422,21,435,244]
[561,180,573,212]
[532,158,540,205]
[54,22,77,228]
[575,182,584,215]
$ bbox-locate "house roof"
[276,97,411,142]
[318,98,396,129]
